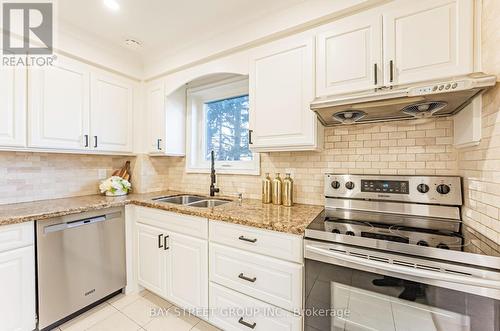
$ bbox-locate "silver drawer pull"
[238,317,256,329]
[238,273,256,283]
[238,235,257,243]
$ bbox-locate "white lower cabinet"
[210,242,302,312]
[136,223,167,295]
[0,222,36,331]
[208,221,304,331]
[133,208,304,330]
[134,208,208,318]
[165,231,208,311]
[209,282,302,331]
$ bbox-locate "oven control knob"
[345,231,355,236]
[417,184,429,193]
[416,240,429,247]
[332,229,341,234]
[345,181,355,190]
[331,181,341,189]
[436,243,450,250]
[436,184,451,195]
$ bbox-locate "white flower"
[99,176,132,194]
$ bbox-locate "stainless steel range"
[304,174,500,331]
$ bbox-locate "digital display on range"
[361,180,409,194]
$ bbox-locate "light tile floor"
[51,290,221,331]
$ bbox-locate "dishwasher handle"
[44,214,113,234]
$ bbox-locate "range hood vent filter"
[333,110,366,124]
[401,101,447,118]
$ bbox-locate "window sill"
[185,166,260,176]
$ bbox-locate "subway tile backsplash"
[0,152,133,205]
[162,117,459,206]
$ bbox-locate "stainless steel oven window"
[305,258,500,331]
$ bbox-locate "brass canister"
[272,173,283,205]
[282,173,294,207]
[262,173,272,204]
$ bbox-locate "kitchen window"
[186,77,260,175]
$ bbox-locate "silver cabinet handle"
[84,134,89,147]
[164,235,169,250]
[389,60,394,83]
[238,317,256,329]
[94,136,98,148]
[248,130,253,145]
[374,63,378,85]
[238,273,256,283]
[238,235,257,243]
[158,234,163,249]
[157,138,162,151]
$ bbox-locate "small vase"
[105,189,128,197]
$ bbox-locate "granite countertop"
[0,190,324,235]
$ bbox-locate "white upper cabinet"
[315,0,473,96]
[249,32,322,152]
[29,55,90,150]
[0,64,26,147]
[27,55,135,154]
[91,70,134,153]
[316,12,383,96]
[147,81,166,153]
[147,81,186,156]
[383,0,473,85]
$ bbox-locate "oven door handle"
[306,244,500,290]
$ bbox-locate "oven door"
[304,240,500,331]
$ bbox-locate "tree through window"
[204,95,252,161]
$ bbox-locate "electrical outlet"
[98,169,107,179]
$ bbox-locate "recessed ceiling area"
[58,0,305,60]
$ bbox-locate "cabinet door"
[316,12,383,96]
[165,231,208,313]
[0,64,26,147]
[90,71,134,153]
[383,0,473,85]
[249,33,321,152]
[0,246,36,331]
[29,55,90,150]
[136,223,166,296]
[164,86,186,156]
[147,81,166,153]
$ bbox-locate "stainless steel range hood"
[310,73,497,126]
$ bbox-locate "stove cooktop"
[308,211,463,251]
[307,174,500,268]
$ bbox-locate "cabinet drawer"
[209,221,302,263]
[210,243,302,311]
[209,282,302,331]
[135,207,208,239]
[0,222,34,253]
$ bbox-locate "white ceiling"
[58,0,305,59]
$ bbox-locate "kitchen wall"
[151,117,458,205]
[0,152,134,205]
[458,0,500,253]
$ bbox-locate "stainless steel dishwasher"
[36,207,126,330]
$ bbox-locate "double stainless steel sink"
[152,194,231,208]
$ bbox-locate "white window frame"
[186,76,260,175]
